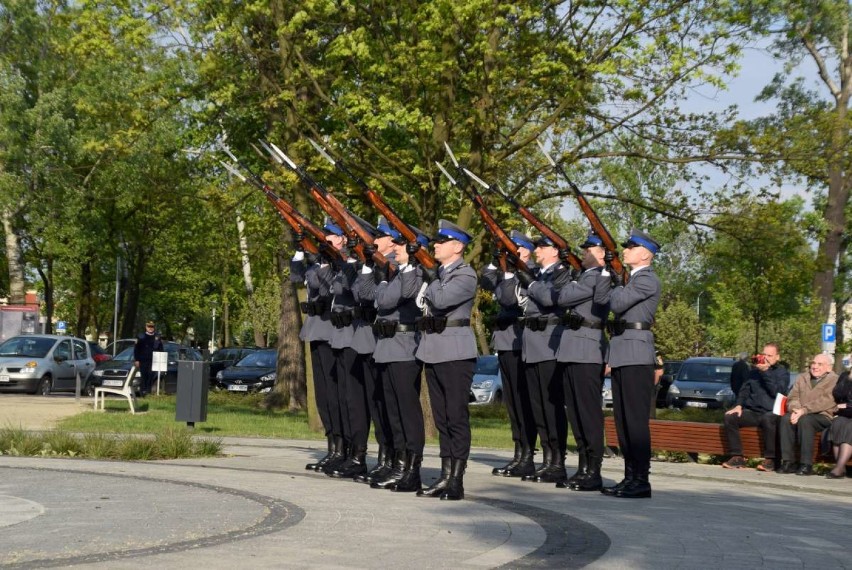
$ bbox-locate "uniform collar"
[630,264,651,276]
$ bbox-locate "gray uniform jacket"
[521,263,567,364]
[555,267,608,364]
[329,260,360,351]
[595,265,660,367]
[291,257,334,343]
[415,259,478,364]
[372,264,423,364]
[480,264,523,352]
[351,270,378,355]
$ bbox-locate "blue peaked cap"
[376,216,402,240]
[622,229,660,254]
[434,219,472,245]
[579,230,604,249]
[323,217,344,237]
[510,230,535,251]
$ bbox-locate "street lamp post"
[696,291,705,319]
[211,307,217,352]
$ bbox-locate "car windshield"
[211,350,236,362]
[663,361,683,375]
[236,351,276,368]
[678,362,733,383]
[111,347,136,361]
[475,357,499,375]
[0,337,56,358]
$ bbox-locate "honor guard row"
[293,216,661,501]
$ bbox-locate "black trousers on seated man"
[724,409,778,459]
[779,413,831,465]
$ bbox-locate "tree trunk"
[273,247,307,410]
[36,260,54,334]
[76,259,93,338]
[236,215,266,348]
[2,208,26,304]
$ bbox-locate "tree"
[654,299,706,359]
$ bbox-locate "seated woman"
[826,371,852,479]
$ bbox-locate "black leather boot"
[602,461,634,496]
[356,445,390,484]
[390,452,422,493]
[417,456,452,497]
[505,444,535,478]
[323,440,350,476]
[493,442,522,476]
[439,458,466,501]
[371,449,406,489]
[331,447,368,479]
[306,436,334,471]
[320,436,345,474]
[557,450,587,489]
[616,462,651,498]
[539,449,568,484]
[573,453,603,492]
[522,444,551,482]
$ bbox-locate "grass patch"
[0,425,222,460]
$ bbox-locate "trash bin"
[175,360,209,427]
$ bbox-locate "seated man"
[778,353,839,475]
[722,342,789,471]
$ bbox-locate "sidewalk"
[2,436,850,569]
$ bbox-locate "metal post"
[211,308,217,351]
[696,291,705,318]
[113,255,121,355]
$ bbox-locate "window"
[54,340,71,361]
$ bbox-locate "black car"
[90,342,204,396]
[214,349,277,394]
[207,347,259,384]
[656,359,684,407]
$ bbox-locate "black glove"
[516,269,535,288]
[491,248,503,267]
[558,248,573,262]
[571,268,582,281]
[421,265,438,284]
[406,242,421,256]
[305,251,319,265]
[552,267,573,289]
[346,236,358,249]
[505,252,521,271]
[604,249,615,264]
[373,263,388,284]
[293,232,305,252]
[610,268,624,288]
[362,244,376,267]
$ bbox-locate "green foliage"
[654,299,706,359]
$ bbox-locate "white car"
[470,355,502,405]
[0,334,95,395]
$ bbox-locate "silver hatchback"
[0,334,95,395]
[666,357,735,410]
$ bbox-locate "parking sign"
[822,324,836,343]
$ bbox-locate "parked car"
[88,341,111,363]
[90,342,204,396]
[0,334,95,395]
[601,376,613,408]
[104,338,137,358]
[213,349,278,393]
[207,346,259,384]
[470,355,502,405]
[656,359,684,407]
[666,357,736,409]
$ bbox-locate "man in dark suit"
[595,229,661,499]
[133,321,163,397]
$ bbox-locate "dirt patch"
[0,395,91,430]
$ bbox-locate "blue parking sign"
[822,324,836,343]
[56,320,67,334]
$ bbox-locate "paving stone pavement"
[1,438,850,569]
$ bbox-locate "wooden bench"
[603,417,836,464]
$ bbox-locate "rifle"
[307,138,438,270]
[261,141,390,268]
[461,167,583,271]
[219,153,344,263]
[436,144,532,277]
[536,139,627,281]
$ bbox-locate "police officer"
[555,231,609,491]
[291,224,339,472]
[368,221,429,492]
[595,229,661,499]
[479,231,538,478]
[515,236,571,485]
[133,320,163,397]
[415,220,478,501]
[352,216,399,485]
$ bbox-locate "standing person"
[291,225,339,472]
[515,236,571,485]
[729,352,751,397]
[778,353,839,475]
[595,229,661,499]
[479,231,538,478]
[721,342,788,472]
[555,231,609,492]
[415,219,478,501]
[368,222,429,492]
[133,321,163,397]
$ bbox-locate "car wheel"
[36,375,52,396]
[83,381,96,398]
[493,390,502,405]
